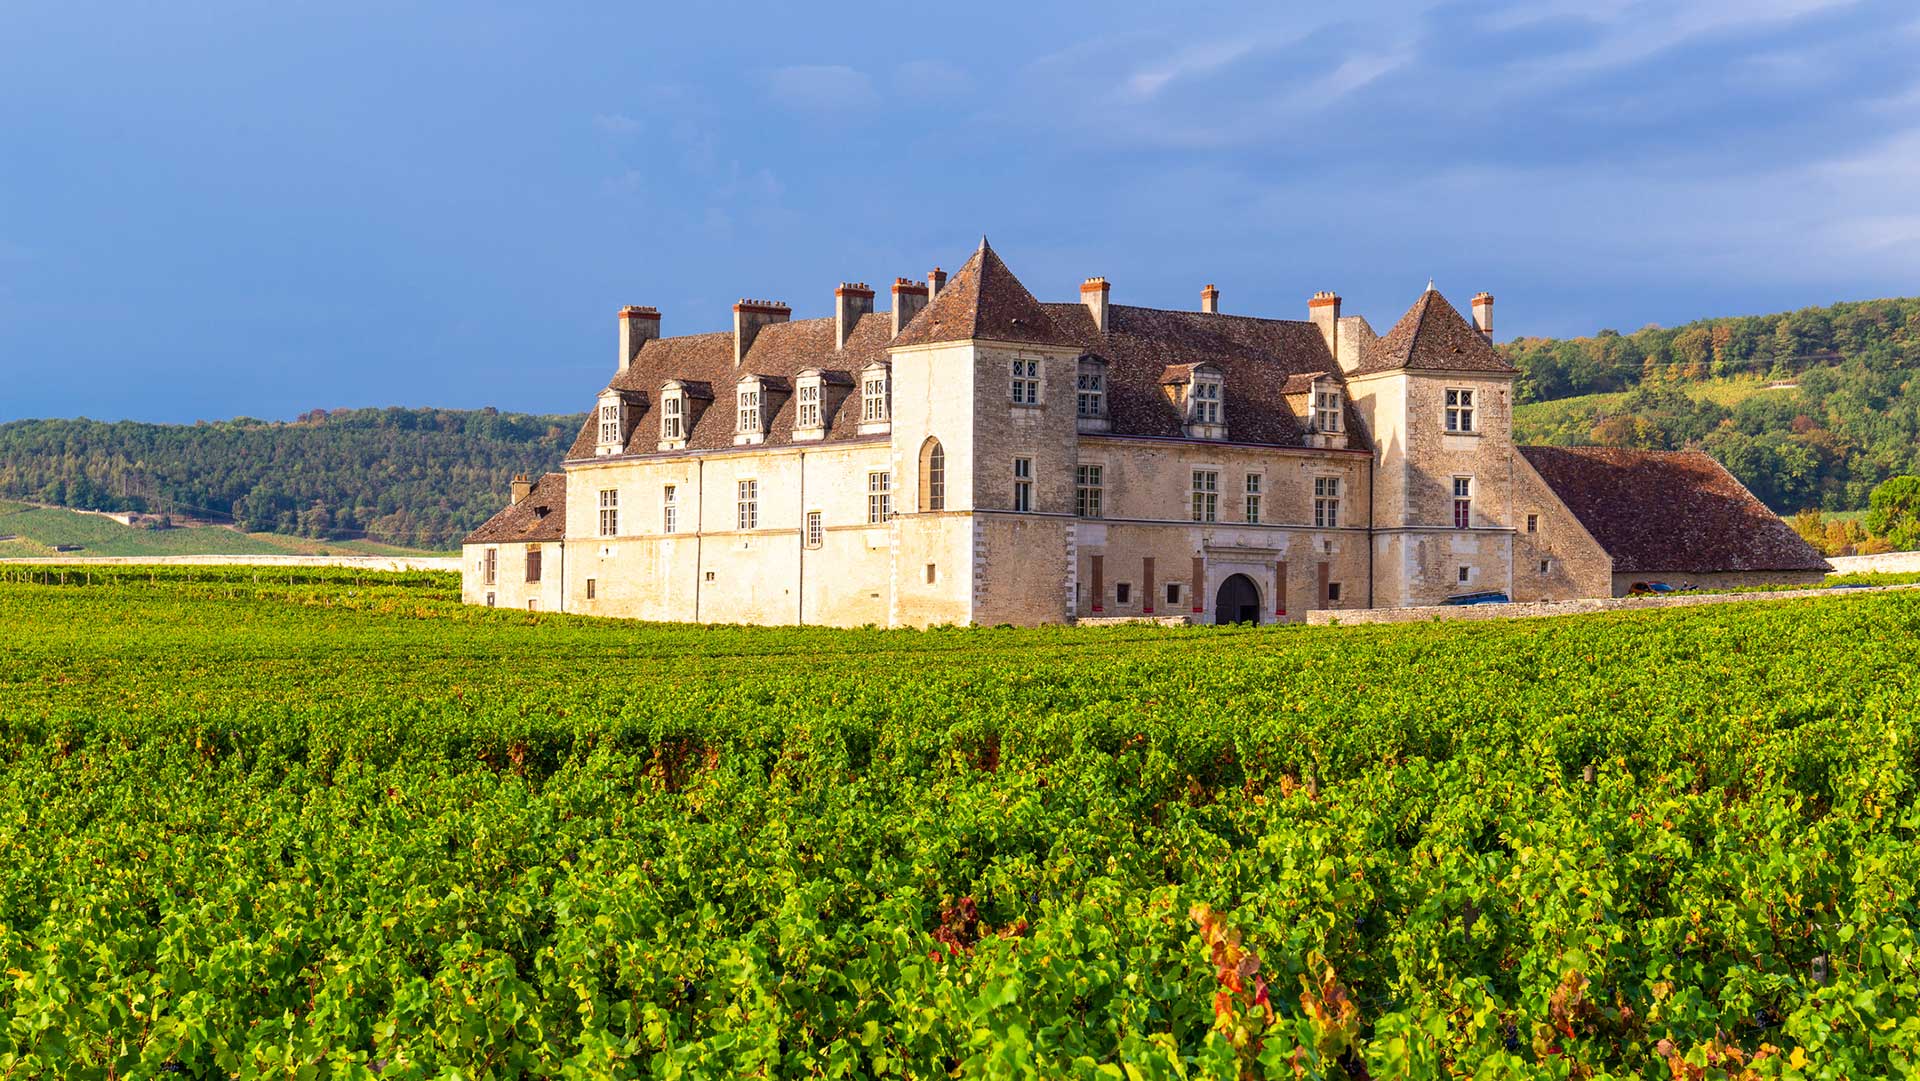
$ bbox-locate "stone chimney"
[1309,291,1342,361]
[1471,292,1494,339]
[834,282,875,350]
[733,299,791,366]
[891,277,929,336]
[1081,277,1111,333]
[618,306,661,372]
[927,266,947,303]
[510,473,533,503]
[1200,284,1220,314]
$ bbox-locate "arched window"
[920,438,945,511]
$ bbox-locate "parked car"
[1442,590,1510,606]
[1627,582,1675,596]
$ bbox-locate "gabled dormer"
[1162,362,1226,440]
[1075,354,1110,433]
[657,379,712,452]
[793,368,854,443]
[593,390,646,456]
[734,374,791,446]
[857,361,891,435]
[1284,372,1348,450]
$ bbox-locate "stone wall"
[5,553,460,572]
[1510,452,1612,601]
[1827,551,1920,575]
[460,542,566,611]
[1305,582,1920,626]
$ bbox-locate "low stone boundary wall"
[1827,551,1920,575]
[1076,615,1195,628]
[1305,582,1920,627]
[0,554,460,573]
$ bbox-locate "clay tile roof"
[1351,289,1516,375]
[463,472,567,544]
[1043,303,1370,449]
[1280,371,1333,395]
[890,240,1077,349]
[565,314,893,460]
[1519,446,1830,574]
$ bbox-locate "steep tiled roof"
[464,472,567,544]
[565,314,894,460]
[1352,289,1515,375]
[1519,446,1829,574]
[890,241,1077,349]
[1044,303,1370,449]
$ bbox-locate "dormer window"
[857,363,891,435]
[1314,385,1343,433]
[735,379,766,445]
[595,394,626,456]
[1075,356,1111,433]
[1164,363,1226,440]
[658,381,691,451]
[798,381,821,429]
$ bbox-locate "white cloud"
[592,113,642,136]
[894,59,971,94]
[767,65,875,110]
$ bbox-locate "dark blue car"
[1442,590,1510,606]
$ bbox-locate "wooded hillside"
[0,408,584,550]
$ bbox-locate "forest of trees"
[1503,296,1920,513]
[0,408,584,549]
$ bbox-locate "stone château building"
[463,241,1828,625]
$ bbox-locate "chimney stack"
[1471,292,1494,339]
[927,266,947,303]
[1309,291,1342,362]
[617,306,661,371]
[510,473,533,504]
[891,277,929,336]
[834,282,875,350]
[732,299,791,366]
[1081,277,1111,334]
[1200,284,1220,314]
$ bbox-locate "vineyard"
[2,569,1917,1079]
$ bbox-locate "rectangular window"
[586,578,596,600]
[1075,464,1103,519]
[1012,457,1034,512]
[1526,513,1539,533]
[1191,470,1218,523]
[1166,582,1181,606]
[925,563,937,584]
[662,485,677,534]
[598,402,620,445]
[1076,369,1103,417]
[1313,389,1342,432]
[1313,477,1340,529]
[1193,379,1221,424]
[598,489,619,537]
[737,388,761,435]
[1539,559,1553,574]
[867,471,892,524]
[737,479,758,530]
[662,395,684,440]
[525,544,543,583]
[1116,582,1132,605]
[485,592,495,608]
[1445,388,1476,433]
[527,598,539,613]
[798,383,821,428]
[1010,359,1040,405]
[484,547,497,585]
[1453,476,1473,529]
[1244,473,1262,524]
[1458,566,1470,584]
[862,374,889,422]
[1328,583,1342,602]
[806,510,823,548]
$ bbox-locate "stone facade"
[461,242,1829,627]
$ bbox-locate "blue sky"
[2,0,1917,423]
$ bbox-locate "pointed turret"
[890,240,1077,349]
[1352,289,1515,375]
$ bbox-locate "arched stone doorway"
[1214,573,1261,625]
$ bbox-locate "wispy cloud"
[592,112,642,136]
[767,65,875,110]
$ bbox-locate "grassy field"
[1513,376,1793,444]
[1,569,1916,1077]
[0,501,446,558]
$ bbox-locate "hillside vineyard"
[1,569,1917,1074]
[464,242,1828,625]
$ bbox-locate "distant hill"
[0,501,442,559]
[1503,296,1920,512]
[0,408,585,550]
